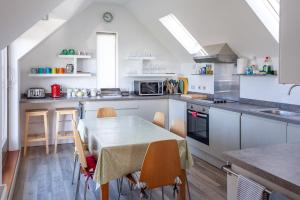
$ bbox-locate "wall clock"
[103,12,113,23]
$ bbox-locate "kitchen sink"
[260,109,300,117]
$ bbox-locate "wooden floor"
[13,144,226,200]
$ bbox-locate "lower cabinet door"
[287,123,300,144]
[241,114,287,149]
[209,107,241,161]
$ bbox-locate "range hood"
[193,43,238,63]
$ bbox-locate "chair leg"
[75,168,81,200]
[23,114,29,156]
[149,190,152,200]
[72,154,78,185]
[161,186,165,200]
[118,177,124,200]
[84,177,89,200]
[54,113,60,153]
[186,172,191,200]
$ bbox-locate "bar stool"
[54,108,78,153]
[24,109,49,156]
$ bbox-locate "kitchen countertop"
[20,94,300,125]
[223,143,300,195]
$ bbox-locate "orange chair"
[170,119,191,200]
[96,107,117,118]
[74,127,96,200]
[126,140,183,199]
[170,119,186,138]
[152,112,165,128]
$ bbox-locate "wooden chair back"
[74,129,88,169]
[152,112,165,128]
[170,119,186,138]
[140,140,182,189]
[97,107,117,118]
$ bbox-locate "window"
[159,14,207,56]
[97,32,118,88]
[245,0,280,42]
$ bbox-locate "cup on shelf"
[58,68,65,74]
[38,67,45,74]
[52,68,57,74]
[45,67,52,74]
[30,68,38,74]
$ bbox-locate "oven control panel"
[187,103,209,114]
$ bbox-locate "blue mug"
[45,67,52,74]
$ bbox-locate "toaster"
[27,88,46,99]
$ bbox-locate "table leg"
[101,183,109,200]
[179,169,186,200]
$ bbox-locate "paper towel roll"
[237,58,248,74]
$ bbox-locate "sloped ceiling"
[125,0,279,62]
[0,0,63,49]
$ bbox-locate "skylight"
[159,14,208,56]
[245,0,280,42]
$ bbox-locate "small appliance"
[27,88,46,99]
[134,80,164,96]
[51,84,61,98]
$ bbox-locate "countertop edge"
[223,151,300,196]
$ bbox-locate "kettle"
[51,84,61,98]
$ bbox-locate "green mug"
[61,49,68,55]
[68,49,75,55]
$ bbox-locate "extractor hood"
[193,43,238,63]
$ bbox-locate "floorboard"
[13,144,226,200]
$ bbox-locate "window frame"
[159,13,207,56]
[96,32,118,88]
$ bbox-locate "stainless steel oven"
[134,80,164,96]
[187,103,209,145]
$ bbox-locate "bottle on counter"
[262,56,272,74]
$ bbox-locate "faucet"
[288,84,300,95]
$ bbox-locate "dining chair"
[170,119,186,138]
[152,112,165,128]
[170,119,191,200]
[96,107,117,118]
[126,140,183,199]
[74,127,97,200]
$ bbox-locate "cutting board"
[181,94,208,100]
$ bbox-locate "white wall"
[0,0,63,49]
[126,0,279,63]
[240,57,300,105]
[19,2,180,93]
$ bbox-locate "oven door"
[187,110,209,145]
[139,82,162,95]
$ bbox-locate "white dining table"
[79,115,193,200]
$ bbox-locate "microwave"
[134,80,164,96]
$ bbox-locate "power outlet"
[191,85,196,90]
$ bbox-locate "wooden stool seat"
[24,109,49,156]
[54,107,78,153]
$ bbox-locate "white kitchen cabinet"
[287,123,300,144]
[209,107,241,161]
[241,114,287,149]
[83,99,169,127]
[279,0,300,84]
[168,99,187,130]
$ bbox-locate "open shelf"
[58,55,92,59]
[126,56,156,60]
[190,74,213,76]
[28,73,94,77]
[233,73,277,76]
[124,73,176,78]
